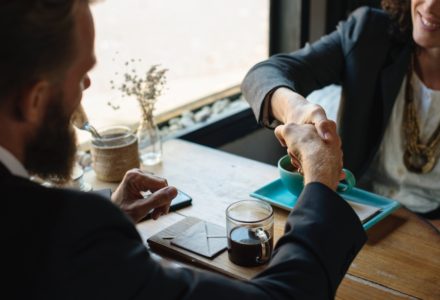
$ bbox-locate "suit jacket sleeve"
[241,7,373,127]
[59,182,366,300]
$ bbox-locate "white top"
[368,73,440,213]
[0,145,28,178]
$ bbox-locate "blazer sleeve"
[241,6,373,127]
[59,182,366,300]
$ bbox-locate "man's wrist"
[304,175,338,191]
[302,159,339,191]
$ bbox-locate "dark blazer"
[242,6,412,179]
[1,162,366,299]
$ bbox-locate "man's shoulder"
[44,186,129,228]
[3,175,129,229]
[3,175,108,204]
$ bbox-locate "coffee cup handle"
[337,168,356,192]
[255,228,270,263]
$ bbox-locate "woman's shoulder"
[337,6,393,47]
[349,6,390,25]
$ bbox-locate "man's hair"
[0,0,90,103]
[381,0,412,40]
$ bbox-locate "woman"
[242,0,440,221]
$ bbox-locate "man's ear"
[18,80,51,123]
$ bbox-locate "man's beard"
[24,89,77,183]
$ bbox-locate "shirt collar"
[0,146,29,178]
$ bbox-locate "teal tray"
[250,179,401,231]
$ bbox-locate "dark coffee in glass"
[226,200,274,267]
[228,226,273,267]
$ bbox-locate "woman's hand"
[271,87,334,141]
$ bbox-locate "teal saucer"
[250,179,401,231]
[250,179,299,211]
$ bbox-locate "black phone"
[143,189,192,220]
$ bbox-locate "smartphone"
[143,189,192,220]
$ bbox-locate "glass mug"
[91,125,140,182]
[226,199,274,267]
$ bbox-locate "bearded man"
[1,1,365,299]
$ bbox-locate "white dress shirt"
[0,145,29,178]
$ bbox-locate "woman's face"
[412,0,440,49]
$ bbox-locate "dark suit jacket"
[242,6,412,179]
[1,163,366,299]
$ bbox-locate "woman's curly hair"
[381,0,412,39]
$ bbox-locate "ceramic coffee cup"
[278,154,356,195]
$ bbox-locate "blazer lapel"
[380,44,412,128]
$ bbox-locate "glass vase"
[137,116,162,166]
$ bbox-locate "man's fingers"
[274,125,288,147]
[340,171,346,181]
[147,186,177,210]
[316,120,338,142]
[123,168,169,192]
[307,105,330,140]
[131,186,177,219]
[151,207,167,220]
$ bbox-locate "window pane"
[81,0,269,136]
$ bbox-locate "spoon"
[81,122,102,139]
[71,105,102,139]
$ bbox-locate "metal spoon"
[71,105,102,139]
[81,122,102,139]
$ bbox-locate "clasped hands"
[272,87,345,191]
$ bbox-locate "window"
[79,0,269,144]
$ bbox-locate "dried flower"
[110,60,168,122]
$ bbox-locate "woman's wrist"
[271,87,308,124]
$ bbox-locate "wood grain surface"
[84,139,440,299]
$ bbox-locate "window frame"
[176,0,306,148]
[78,1,306,151]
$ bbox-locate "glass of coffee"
[226,199,274,267]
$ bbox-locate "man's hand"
[275,122,343,191]
[111,169,178,223]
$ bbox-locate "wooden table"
[85,139,440,300]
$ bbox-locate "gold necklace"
[403,62,440,173]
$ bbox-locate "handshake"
[274,121,345,192]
